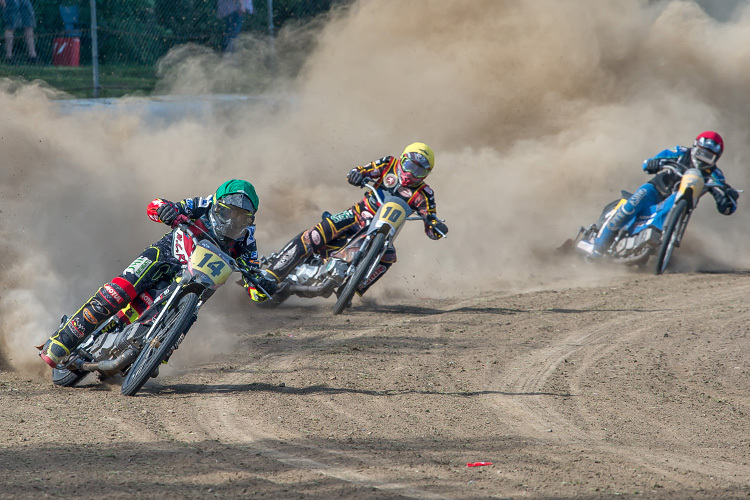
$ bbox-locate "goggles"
[214,201,256,227]
[693,146,718,167]
[400,152,431,179]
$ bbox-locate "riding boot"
[264,232,309,282]
[38,280,134,368]
[38,324,82,368]
[594,184,661,254]
[593,226,616,255]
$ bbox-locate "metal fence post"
[90,0,100,98]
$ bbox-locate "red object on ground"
[52,37,80,66]
[467,462,493,467]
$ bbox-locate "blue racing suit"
[594,146,738,252]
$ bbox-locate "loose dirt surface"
[1,269,749,499]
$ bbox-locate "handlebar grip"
[171,214,191,228]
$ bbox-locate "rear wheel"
[121,293,199,396]
[653,199,688,275]
[52,366,87,387]
[333,232,386,315]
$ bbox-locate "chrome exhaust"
[80,346,139,375]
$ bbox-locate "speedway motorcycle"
[572,162,734,274]
[51,218,271,396]
[262,179,447,315]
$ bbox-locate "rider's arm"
[146,195,212,224]
[234,228,275,302]
[409,185,447,240]
[349,156,396,182]
[708,167,739,215]
[642,146,686,174]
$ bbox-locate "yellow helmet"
[398,142,435,186]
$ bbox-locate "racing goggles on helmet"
[400,152,431,179]
[693,136,721,166]
[693,146,719,167]
[213,199,255,229]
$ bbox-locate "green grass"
[0,63,157,98]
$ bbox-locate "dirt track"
[1,266,748,499]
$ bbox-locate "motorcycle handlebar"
[660,162,683,175]
[660,162,742,192]
[360,179,447,236]
[175,221,273,296]
[361,178,381,204]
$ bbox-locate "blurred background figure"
[1,0,37,64]
[218,0,253,53]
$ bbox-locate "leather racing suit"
[40,194,267,366]
[594,146,739,252]
[265,155,445,295]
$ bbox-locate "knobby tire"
[653,199,688,275]
[52,367,87,387]
[333,232,386,315]
[121,293,199,396]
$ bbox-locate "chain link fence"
[0,0,347,97]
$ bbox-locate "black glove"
[256,276,278,296]
[716,191,738,215]
[426,216,448,236]
[347,169,365,187]
[157,201,180,226]
[644,159,662,174]
[433,221,449,236]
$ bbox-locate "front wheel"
[121,293,199,396]
[333,232,387,315]
[653,199,689,275]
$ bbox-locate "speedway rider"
[264,142,449,297]
[590,131,739,256]
[38,179,278,368]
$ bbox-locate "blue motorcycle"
[573,162,728,274]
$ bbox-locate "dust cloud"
[2,0,750,373]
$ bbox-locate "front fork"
[672,210,692,248]
[346,234,374,276]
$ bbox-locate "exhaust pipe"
[80,346,139,375]
[288,280,336,298]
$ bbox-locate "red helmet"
[692,131,723,171]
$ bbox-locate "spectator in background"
[1,0,37,64]
[218,0,253,53]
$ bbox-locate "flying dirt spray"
[2,0,750,374]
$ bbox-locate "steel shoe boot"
[38,326,81,368]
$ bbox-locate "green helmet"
[214,179,259,211]
[210,179,259,241]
